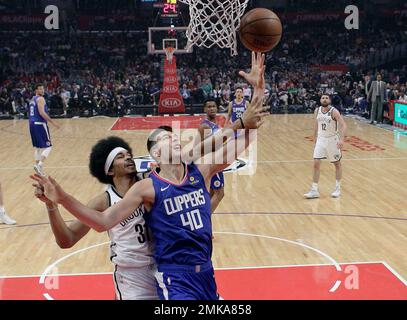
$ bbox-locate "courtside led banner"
[394,101,407,130]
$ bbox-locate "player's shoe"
[331,186,341,198]
[34,164,45,176]
[0,211,16,225]
[304,189,320,199]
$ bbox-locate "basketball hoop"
[178,0,249,56]
[165,47,175,63]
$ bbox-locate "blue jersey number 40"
[180,209,203,231]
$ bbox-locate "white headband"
[104,147,127,175]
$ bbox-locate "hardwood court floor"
[0,115,406,289]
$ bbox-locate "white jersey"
[316,106,338,138]
[106,185,155,268]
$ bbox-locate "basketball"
[239,8,282,53]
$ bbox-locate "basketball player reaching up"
[0,180,16,225]
[31,52,268,300]
[195,99,225,213]
[29,84,60,176]
[304,94,347,199]
[227,87,251,124]
[32,136,158,300]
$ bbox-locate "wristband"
[47,206,58,213]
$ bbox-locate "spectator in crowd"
[60,87,71,117]
[0,87,11,115]
[180,83,191,105]
[212,83,222,107]
[201,79,213,99]
[0,10,405,118]
[243,84,252,101]
[368,73,387,124]
[398,91,407,102]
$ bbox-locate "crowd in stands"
[1,1,407,118]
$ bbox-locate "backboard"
[148,26,193,54]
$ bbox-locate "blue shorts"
[29,122,52,148]
[155,261,219,300]
[210,172,224,190]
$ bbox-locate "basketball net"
[178,0,249,56]
[165,47,175,64]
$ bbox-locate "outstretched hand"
[238,52,269,129]
[238,52,266,90]
[241,95,270,129]
[32,182,53,205]
[30,174,67,204]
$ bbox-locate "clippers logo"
[163,85,178,94]
[162,98,182,108]
[166,68,176,74]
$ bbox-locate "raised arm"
[33,183,108,248]
[187,53,268,163]
[198,52,267,178]
[204,96,263,178]
[30,174,153,232]
[186,108,264,163]
[226,101,233,123]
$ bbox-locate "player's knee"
[41,147,52,158]
[313,160,321,169]
[34,149,42,161]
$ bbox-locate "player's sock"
[38,161,43,167]
[0,206,4,213]
[312,182,318,190]
[336,180,341,188]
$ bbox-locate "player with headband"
[32,136,158,300]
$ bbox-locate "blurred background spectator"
[0,0,406,119]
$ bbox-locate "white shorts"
[113,264,159,300]
[313,136,342,162]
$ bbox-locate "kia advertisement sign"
[166,68,177,74]
[162,98,182,108]
[159,55,185,114]
[163,85,178,94]
[165,76,178,83]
